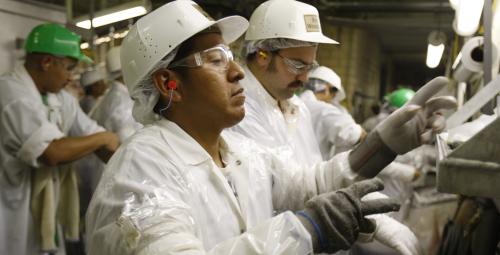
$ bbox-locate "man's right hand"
[296,178,400,254]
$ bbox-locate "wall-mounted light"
[426,31,447,68]
[74,0,151,29]
[454,0,485,36]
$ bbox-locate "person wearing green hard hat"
[0,23,120,255]
[388,88,416,109]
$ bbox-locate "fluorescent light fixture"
[455,0,485,36]
[427,43,445,68]
[80,42,89,49]
[80,29,129,49]
[426,31,446,69]
[74,0,150,29]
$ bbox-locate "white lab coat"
[300,90,363,159]
[0,65,104,255]
[231,66,323,165]
[85,119,356,255]
[90,80,142,141]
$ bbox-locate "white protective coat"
[0,65,104,255]
[77,80,143,211]
[231,66,422,255]
[300,90,363,159]
[90,80,142,142]
[231,66,323,165]
[85,119,356,255]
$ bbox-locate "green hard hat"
[25,23,92,63]
[388,88,415,108]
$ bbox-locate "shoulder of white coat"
[104,125,185,181]
[0,74,34,107]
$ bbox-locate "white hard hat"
[309,66,346,102]
[106,46,121,74]
[121,0,249,91]
[245,0,338,44]
[81,67,106,87]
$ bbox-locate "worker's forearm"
[40,132,110,166]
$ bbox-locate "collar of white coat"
[156,118,233,166]
[241,65,299,115]
[13,65,44,102]
[13,65,63,109]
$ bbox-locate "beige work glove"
[349,77,457,178]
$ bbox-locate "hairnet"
[130,47,179,125]
[242,38,317,58]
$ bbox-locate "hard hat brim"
[212,15,249,44]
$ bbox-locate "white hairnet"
[130,47,179,125]
[242,38,317,58]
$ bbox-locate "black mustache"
[289,81,304,87]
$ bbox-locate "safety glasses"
[168,44,234,73]
[275,51,318,75]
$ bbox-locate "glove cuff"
[296,210,325,253]
[348,131,397,178]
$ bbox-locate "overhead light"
[454,0,485,36]
[80,29,129,49]
[74,0,150,29]
[426,31,446,69]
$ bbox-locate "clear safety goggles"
[168,44,234,73]
[275,51,318,75]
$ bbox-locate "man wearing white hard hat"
[84,1,403,254]
[231,0,457,254]
[79,67,108,113]
[300,65,366,159]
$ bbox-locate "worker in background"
[363,88,415,132]
[85,1,401,254]
[90,46,142,141]
[0,23,119,255]
[231,0,456,254]
[79,67,108,113]
[77,46,143,216]
[300,65,366,159]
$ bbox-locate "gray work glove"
[296,178,400,254]
[349,76,457,178]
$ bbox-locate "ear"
[255,50,271,67]
[40,55,54,71]
[152,68,182,102]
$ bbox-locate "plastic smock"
[85,119,358,255]
[231,66,422,255]
[0,65,104,255]
[231,66,323,165]
[300,90,363,159]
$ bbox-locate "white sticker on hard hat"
[303,15,320,32]
[192,3,214,21]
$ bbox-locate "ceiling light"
[455,0,485,36]
[426,31,446,69]
[75,0,150,29]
